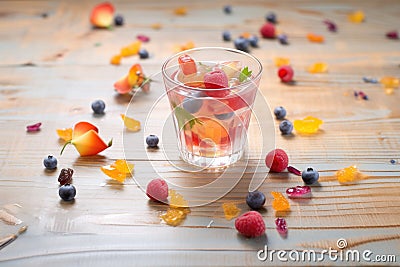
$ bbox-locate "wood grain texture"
[0,0,399,266]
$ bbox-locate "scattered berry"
[223,5,232,14]
[146,178,168,202]
[222,30,231,42]
[235,211,265,238]
[266,12,277,24]
[27,122,42,132]
[138,49,149,59]
[204,69,229,97]
[287,166,301,176]
[286,186,311,198]
[91,99,105,114]
[260,22,275,39]
[273,106,286,120]
[59,184,76,201]
[363,77,378,83]
[301,167,319,185]
[323,20,337,32]
[146,134,159,148]
[183,95,203,113]
[277,34,289,45]
[265,149,289,172]
[390,159,397,164]
[279,120,293,135]
[386,31,399,40]
[233,37,249,52]
[114,15,124,26]
[58,168,74,185]
[246,191,266,210]
[248,35,259,47]
[214,112,234,120]
[136,34,150,42]
[275,218,287,235]
[278,65,294,83]
[43,155,57,170]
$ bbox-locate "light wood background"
[0,0,399,266]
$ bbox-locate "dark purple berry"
[59,184,76,201]
[114,15,124,26]
[43,155,57,170]
[301,167,319,185]
[246,191,266,210]
[139,49,149,59]
[146,135,159,148]
[91,100,105,114]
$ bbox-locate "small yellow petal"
[121,114,141,132]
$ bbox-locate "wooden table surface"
[1,0,399,266]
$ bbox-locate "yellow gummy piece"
[169,189,189,208]
[110,54,122,65]
[101,165,127,183]
[294,116,323,134]
[151,23,162,30]
[274,57,290,67]
[120,41,141,57]
[336,165,363,184]
[174,7,187,16]
[348,10,365,23]
[308,62,328,73]
[121,114,141,132]
[56,128,73,142]
[222,202,241,220]
[160,207,190,226]
[271,192,290,212]
[307,33,324,43]
[380,76,399,89]
[175,41,195,52]
[111,159,134,174]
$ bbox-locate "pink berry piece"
[286,185,311,198]
[386,31,398,40]
[203,69,229,97]
[137,34,150,42]
[278,65,294,83]
[265,148,289,172]
[275,218,287,235]
[146,178,168,202]
[260,22,275,39]
[323,20,337,32]
[26,122,42,132]
[235,211,266,238]
[287,166,301,176]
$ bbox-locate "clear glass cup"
[162,47,262,168]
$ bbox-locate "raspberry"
[58,168,74,185]
[278,65,294,83]
[260,22,275,39]
[235,211,265,238]
[265,148,288,172]
[203,69,229,97]
[146,178,168,202]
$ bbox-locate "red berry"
[146,179,168,202]
[278,65,294,83]
[178,54,197,75]
[203,69,229,97]
[260,22,275,39]
[235,211,266,238]
[265,148,289,172]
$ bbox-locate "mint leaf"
[239,66,252,82]
[172,103,203,130]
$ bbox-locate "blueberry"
[301,167,319,185]
[222,30,231,42]
[273,106,286,120]
[146,134,159,148]
[182,95,203,113]
[223,5,232,14]
[234,37,249,52]
[279,120,293,135]
[59,184,76,201]
[139,49,149,59]
[114,15,124,26]
[277,34,288,45]
[246,191,266,210]
[248,35,259,48]
[43,155,57,170]
[214,112,234,120]
[266,12,277,24]
[91,100,105,114]
[390,159,397,164]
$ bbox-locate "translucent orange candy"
[174,7,187,16]
[308,62,328,73]
[120,41,141,57]
[294,116,323,134]
[307,33,324,43]
[348,10,365,23]
[121,114,141,132]
[112,159,134,174]
[271,192,290,211]
[274,57,290,67]
[56,128,73,142]
[101,160,134,183]
[336,165,363,184]
[169,189,189,208]
[175,41,195,52]
[380,76,399,89]
[110,54,121,65]
[160,207,190,226]
[222,202,241,220]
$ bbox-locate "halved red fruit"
[90,2,115,28]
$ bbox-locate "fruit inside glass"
[162,47,262,168]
